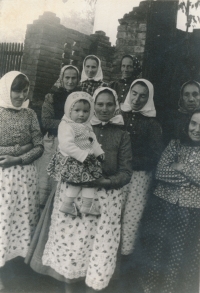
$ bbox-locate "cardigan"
[155,139,200,208]
[92,123,132,189]
[122,111,163,171]
[0,107,43,165]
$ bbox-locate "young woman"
[134,110,200,293]
[80,55,107,96]
[109,54,142,107]
[25,87,132,293]
[121,79,163,256]
[37,65,80,205]
[0,71,43,289]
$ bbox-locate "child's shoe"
[59,202,78,217]
[80,202,101,216]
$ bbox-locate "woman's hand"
[18,143,33,155]
[79,177,111,189]
[0,155,22,168]
[171,162,185,172]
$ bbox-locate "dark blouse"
[80,80,107,96]
[42,86,81,136]
[109,77,134,105]
[122,111,163,171]
[92,123,132,189]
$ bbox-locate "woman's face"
[84,59,98,78]
[182,84,200,112]
[130,83,149,111]
[10,85,29,107]
[94,92,116,122]
[62,68,78,91]
[188,113,200,142]
[121,57,134,79]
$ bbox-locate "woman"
[173,80,200,140]
[134,110,200,293]
[80,55,107,96]
[37,65,80,205]
[0,71,43,288]
[109,55,142,106]
[121,79,163,256]
[25,87,132,293]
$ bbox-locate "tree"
[178,0,200,32]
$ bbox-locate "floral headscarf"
[53,65,79,90]
[81,55,103,82]
[121,79,156,117]
[0,71,29,110]
[90,87,124,125]
[63,91,94,125]
[178,80,200,114]
[120,54,142,79]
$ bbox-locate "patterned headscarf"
[121,79,156,117]
[53,65,79,90]
[63,91,94,125]
[81,55,103,82]
[90,87,124,125]
[120,54,142,79]
[178,80,200,114]
[0,71,29,110]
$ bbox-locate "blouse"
[92,123,132,189]
[155,139,200,208]
[109,77,134,105]
[0,108,43,165]
[81,80,107,96]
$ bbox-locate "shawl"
[178,80,200,114]
[121,79,156,117]
[90,87,124,125]
[80,55,103,82]
[63,91,94,126]
[0,71,29,110]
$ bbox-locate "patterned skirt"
[47,151,102,184]
[121,171,152,255]
[41,181,122,290]
[134,194,200,293]
[0,164,39,267]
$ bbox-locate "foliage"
[178,0,200,31]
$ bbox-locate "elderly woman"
[25,88,132,293]
[173,80,200,139]
[121,79,163,257]
[80,55,107,96]
[109,54,142,106]
[0,71,43,289]
[37,65,80,205]
[133,110,200,293]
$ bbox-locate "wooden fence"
[0,43,24,77]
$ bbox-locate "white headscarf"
[80,55,103,82]
[53,65,79,89]
[63,91,94,125]
[90,87,124,125]
[0,71,29,110]
[121,79,156,117]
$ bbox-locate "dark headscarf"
[178,80,200,114]
[120,54,142,80]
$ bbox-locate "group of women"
[0,53,200,293]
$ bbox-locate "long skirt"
[121,171,152,255]
[135,194,200,293]
[0,164,39,267]
[26,181,123,291]
[34,134,58,205]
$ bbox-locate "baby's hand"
[97,153,105,162]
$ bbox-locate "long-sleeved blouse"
[0,107,43,165]
[122,111,163,171]
[109,77,134,105]
[80,80,107,96]
[92,123,132,189]
[155,139,200,208]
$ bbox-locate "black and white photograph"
[0,0,200,292]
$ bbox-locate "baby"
[47,92,104,217]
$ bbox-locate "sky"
[0,0,200,45]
